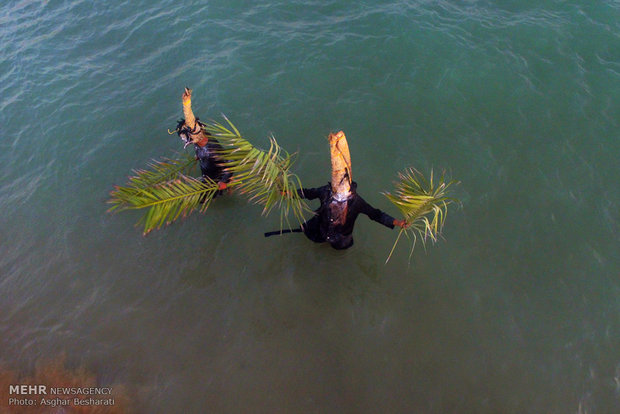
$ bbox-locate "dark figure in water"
[298,180,403,249]
[176,88,231,191]
[266,131,406,249]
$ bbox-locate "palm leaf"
[383,168,459,263]
[201,116,310,227]
[108,115,309,234]
[108,153,197,207]
[109,173,219,235]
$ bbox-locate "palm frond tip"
[110,152,197,200]
[109,172,219,234]
[383,168,459,262]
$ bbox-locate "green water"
[0,0,619,412]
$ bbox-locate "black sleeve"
[209,140,232,183]
[297,187,322,200]
[357,196,395,229]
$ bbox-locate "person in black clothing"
[265,130,406,249]
[176,119,232,187]
[298,181,405,250]
[176,88,231,192]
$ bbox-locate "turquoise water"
[1,0,619,412]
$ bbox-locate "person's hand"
[218,181,228,191]
[393,219,408,229]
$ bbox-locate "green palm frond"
[201,115,310,229]
[108,115,309,234]
[109,173,219,235]
[383,168,459,263]
[108,153,197,206]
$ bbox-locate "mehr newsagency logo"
[8,384,115,408]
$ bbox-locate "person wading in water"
[265,130,407,249]
[176,88,231,193]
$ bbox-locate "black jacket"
[299,182,395,250]
[177,119,231,183]
[194,139,232,183]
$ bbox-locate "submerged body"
[299,182,395,250]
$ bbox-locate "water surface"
[0,0,619,412]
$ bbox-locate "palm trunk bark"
[181,88,208,145]
[329,130,352,200]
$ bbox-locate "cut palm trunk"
[383,168,459,263]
